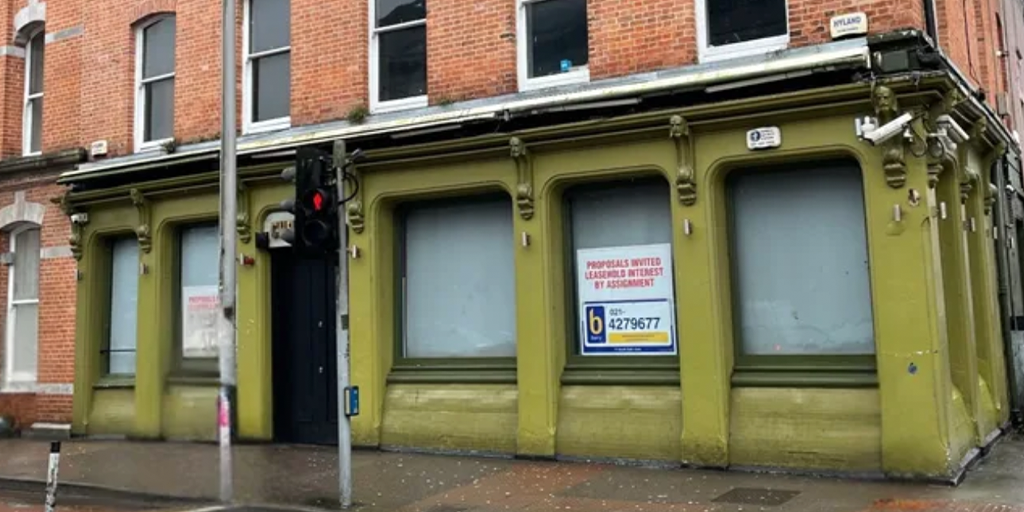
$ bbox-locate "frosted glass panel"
[730,164,875,355]
[13,228,40,300]
[109,239,139,375]
[404,199,516,358]
[569,181,672,250]
[181,225,219,287]
[11,303,38,376]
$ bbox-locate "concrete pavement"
[0,436,1022,512]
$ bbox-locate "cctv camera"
[936,115,970,144]
[858,112,914,146]
[70,213,89,225]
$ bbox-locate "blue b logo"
[585,306,606,344]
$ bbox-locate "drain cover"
[712,487,800,506]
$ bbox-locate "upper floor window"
[517,0,589,91]
[696,0,788,62]
[23,28,44,156]
[370,0,427,113]
[244,0,291,133]
[135,15,176,151]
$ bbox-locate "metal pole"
[218,0,238,503]
[44,441,60,512]
[333,140,353,509]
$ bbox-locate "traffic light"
[279,147,339,256]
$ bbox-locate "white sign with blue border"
[576,243,677,356]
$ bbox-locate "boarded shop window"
[400,197,516,358]
[696,0,788,62]
[134,15,176,150]
[106,238,140,376]
[567,179,676,358]
[370,0,427,112]
[517,0,590,91]
[244,0,291,132]
[4,226,40,389]
[179,225,220,367]
[23,28,44,156]
[728,163,875,357]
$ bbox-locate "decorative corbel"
[985,182,998,215]
[54,191,85,261]
[345,163,365,234]
[669,115,696,206]
[236,183,252,244]
[960,166,980,203]
[129,188,152,253]
[509,137,535,220]
[873,86,907,188]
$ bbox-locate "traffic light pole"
[217,0,238,503]
[333,140,353,509]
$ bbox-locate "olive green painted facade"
[66,80,1012,479]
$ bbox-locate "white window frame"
[22,27,44,157]
[695,0,790,63]
[516,0,591,92]
[243,0,291,134]
[368,0,428,114]
[134,15,176,153]
[2,225,40,392]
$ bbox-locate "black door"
[271,250,338,445]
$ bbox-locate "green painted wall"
[557,386,681,462]
[729,388,881,472]
[380,384,517,454]
[66,82,1012,479]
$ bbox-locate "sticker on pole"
[576,243,677,355]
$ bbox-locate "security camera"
[70,213,89,225]
[856,112,914,146]
[936,115,970,144]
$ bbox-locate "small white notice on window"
[182,285,219,359]
[747,127,781,150]
[576,243,677,356]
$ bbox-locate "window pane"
[28,33,44,95]
[376,0,425,27]
[181,225,219,359]
[29,97,42,154]
[378,26,426,102]
[145,78,174,142]
[143,17,176,78]
[570,181,672,250]
[12,303,38,376]
[250,0,290,53]
[109,238,139,375]
[708,0,787,47]
[527,0,589,79]
[253,52,290,122]
[13,228,40,301]
[404,198,516,358]
[730,164,874,355]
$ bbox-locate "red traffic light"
[301,188,332,215]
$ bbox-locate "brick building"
[0,0,1022,479]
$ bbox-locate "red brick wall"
[425,0,516,105]
[0,393,36,428]
[0,178,77,426]
[291,0,369,124]
[43,0,85,153]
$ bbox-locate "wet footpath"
[1,436,1023,512]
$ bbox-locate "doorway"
[271,250,338,445]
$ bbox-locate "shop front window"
[178,224,219,371]
[399,196,516,359]
[728,162,875,365]
[106,237,140,376]
[566,179,677,360]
